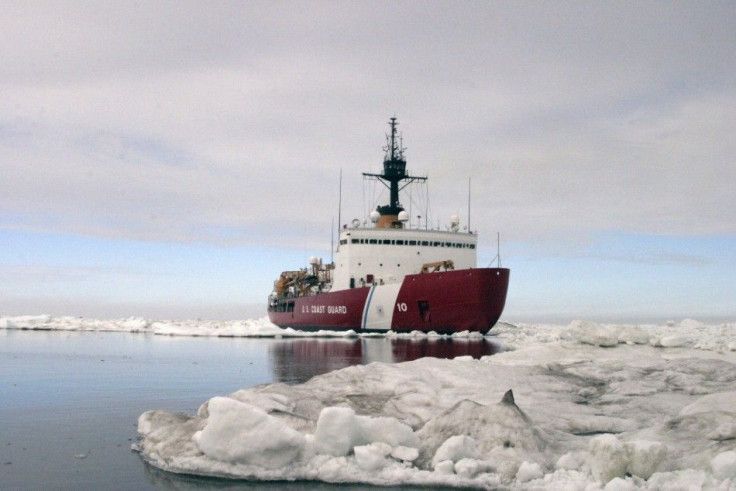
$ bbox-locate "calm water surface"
[0,330,500,490]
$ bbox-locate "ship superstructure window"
[344,235,473,249]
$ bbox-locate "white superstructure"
[331,226,477,291]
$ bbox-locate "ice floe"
[125,318,736,489]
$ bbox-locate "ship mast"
[363,117,427,228]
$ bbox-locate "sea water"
[0,329,498,489]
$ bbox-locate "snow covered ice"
[4,316,736,488]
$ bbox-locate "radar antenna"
[363,118,427,225]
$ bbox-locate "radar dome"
[398,211,409,222]
[450,214,460,232]
[369,210,380,223]
[352,218,360,228]
[309,256,320,266]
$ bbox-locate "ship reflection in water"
[269,337,502,384]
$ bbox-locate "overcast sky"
[2,1,734,322]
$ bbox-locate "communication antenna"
[337,168,342,233]
[488,232,502,268]
[425,178,430,230]
[468,177,472,232]
[497,231,501,268]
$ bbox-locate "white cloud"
[1,1,734,249]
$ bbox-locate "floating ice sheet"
[127,318,736,489]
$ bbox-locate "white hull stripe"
[360,284,377,330]
[361,282,402,331]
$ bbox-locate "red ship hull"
[268,267,509,334]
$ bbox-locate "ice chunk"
[431,435,479,469]
[650,334,690,348]
[516,460,543,482]
[568,320,619,347]
[192,397,305,468]
[624,440,666,479]
[357,414,418,448]
[454,457,486,478]
[312,406,417,458]
[354,443,391,471]
[587,434,628,483]
[617,325,650,345]
[312,406,360,456]
[136,410,205,471]
[433,459,454,474]
[417,390,548,470]
[555,451,586,471]
[711,450,736,480]
[390,445,419,462]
